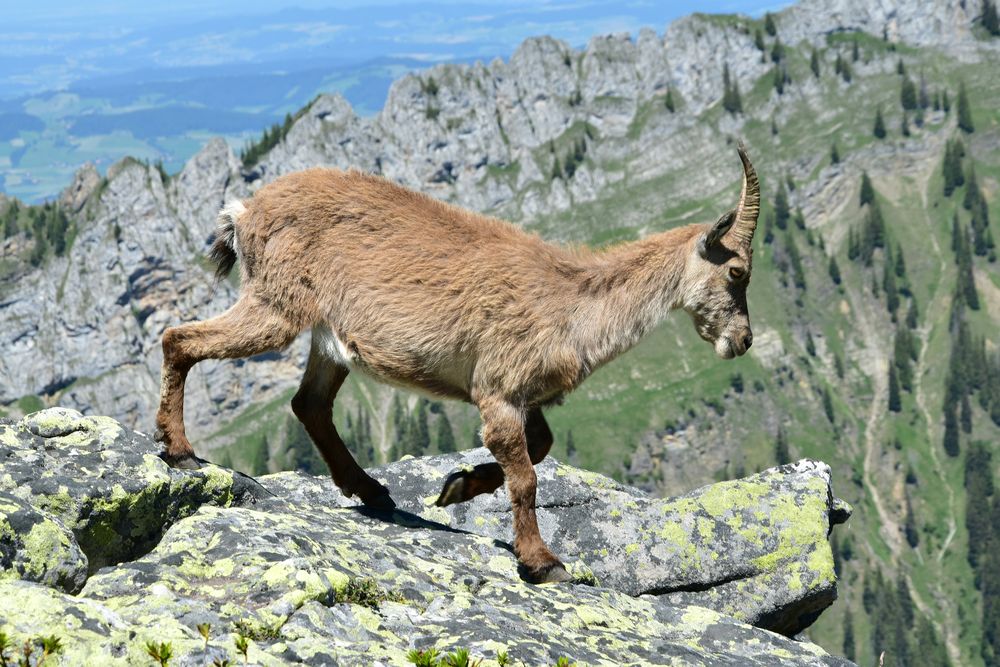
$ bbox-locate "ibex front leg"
[478,397,571,584]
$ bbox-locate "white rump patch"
[218,200,246,225]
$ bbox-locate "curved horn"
[730,142,760,245]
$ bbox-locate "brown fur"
[155,149,759,582]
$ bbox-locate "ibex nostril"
[743,333,753,350]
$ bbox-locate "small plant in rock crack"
[144,640,173,666]
[495,650,510,666]
[405,647,484,667]
[0,634,64,667]
[197,623,211,650]
[552,658,576,667]
[407,648,440,667]
[234,633,250,666]
[335,578,406,609]
[37,635,63,666]
[212,659,232,667]
[442,648,481,667]
[231,619,281,641]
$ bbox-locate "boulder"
[0,409,853,666]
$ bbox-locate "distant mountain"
[2,0,999,664]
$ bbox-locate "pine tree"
[943,405,960,456]
[786,234,806,289]
[906,299,919,329]
[873,107,887,138]
[770,37,785,63]
[957,81,975,133]
[985,0,1000,35]
[943,139,965,196]
[897,58,906,75]
[965,442,994,569]
[961,393,973,433]
[943,89,951,113]
[774,183,790,230]
[721,63,743,114]
[965,163,981,210]
[830,143,840,165]
[664,88,675,112]
[2,202,18,238]
[843,611,856,662]
[901,76,918,110]
[435,410,457,453]
[764,12,777,36]
[775,428,791,464]
[247,434,270,476]
[805,331,816,357]
[901,112,911,136]
[840,59,852,83]
[895,332,914,392]
[823,387,835,423]
[754,28,766,51]
[897,571,915,628]
[772,66,785,95]
[888,365,902,412]
[895,243,907,279]
[810,48,820,77]
[828,256,842,284]
[859,171,875,206]
[851,37,860,62]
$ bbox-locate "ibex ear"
[697,209,736,258]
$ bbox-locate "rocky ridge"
[0,409,852,665]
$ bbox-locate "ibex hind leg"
[436,408,553,507]
[291,328,395,510]
[156,296,300,468]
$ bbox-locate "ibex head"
[684,145,760,359]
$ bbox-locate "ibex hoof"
[435,471,466,507]
[524,561,573,585]
[158,451,204,470]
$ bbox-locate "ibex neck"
[572,225,697,373]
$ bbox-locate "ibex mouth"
[715,337,737,359]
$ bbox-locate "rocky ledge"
[0,409,852,666]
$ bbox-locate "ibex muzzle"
[155,144,760,584]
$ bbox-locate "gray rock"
[336,450,852,637]
[0,409,853,666]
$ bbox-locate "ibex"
[156,145,759,583]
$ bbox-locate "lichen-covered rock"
[0,492,87,593]
[338,451,852,636]
[0,410,853,665]
[0,409,266,582]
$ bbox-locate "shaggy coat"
[155,147,760,583]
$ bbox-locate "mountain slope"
[2,1,999,664]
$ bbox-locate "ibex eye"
[729,267,745,281]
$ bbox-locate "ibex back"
[156,145,760,583]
